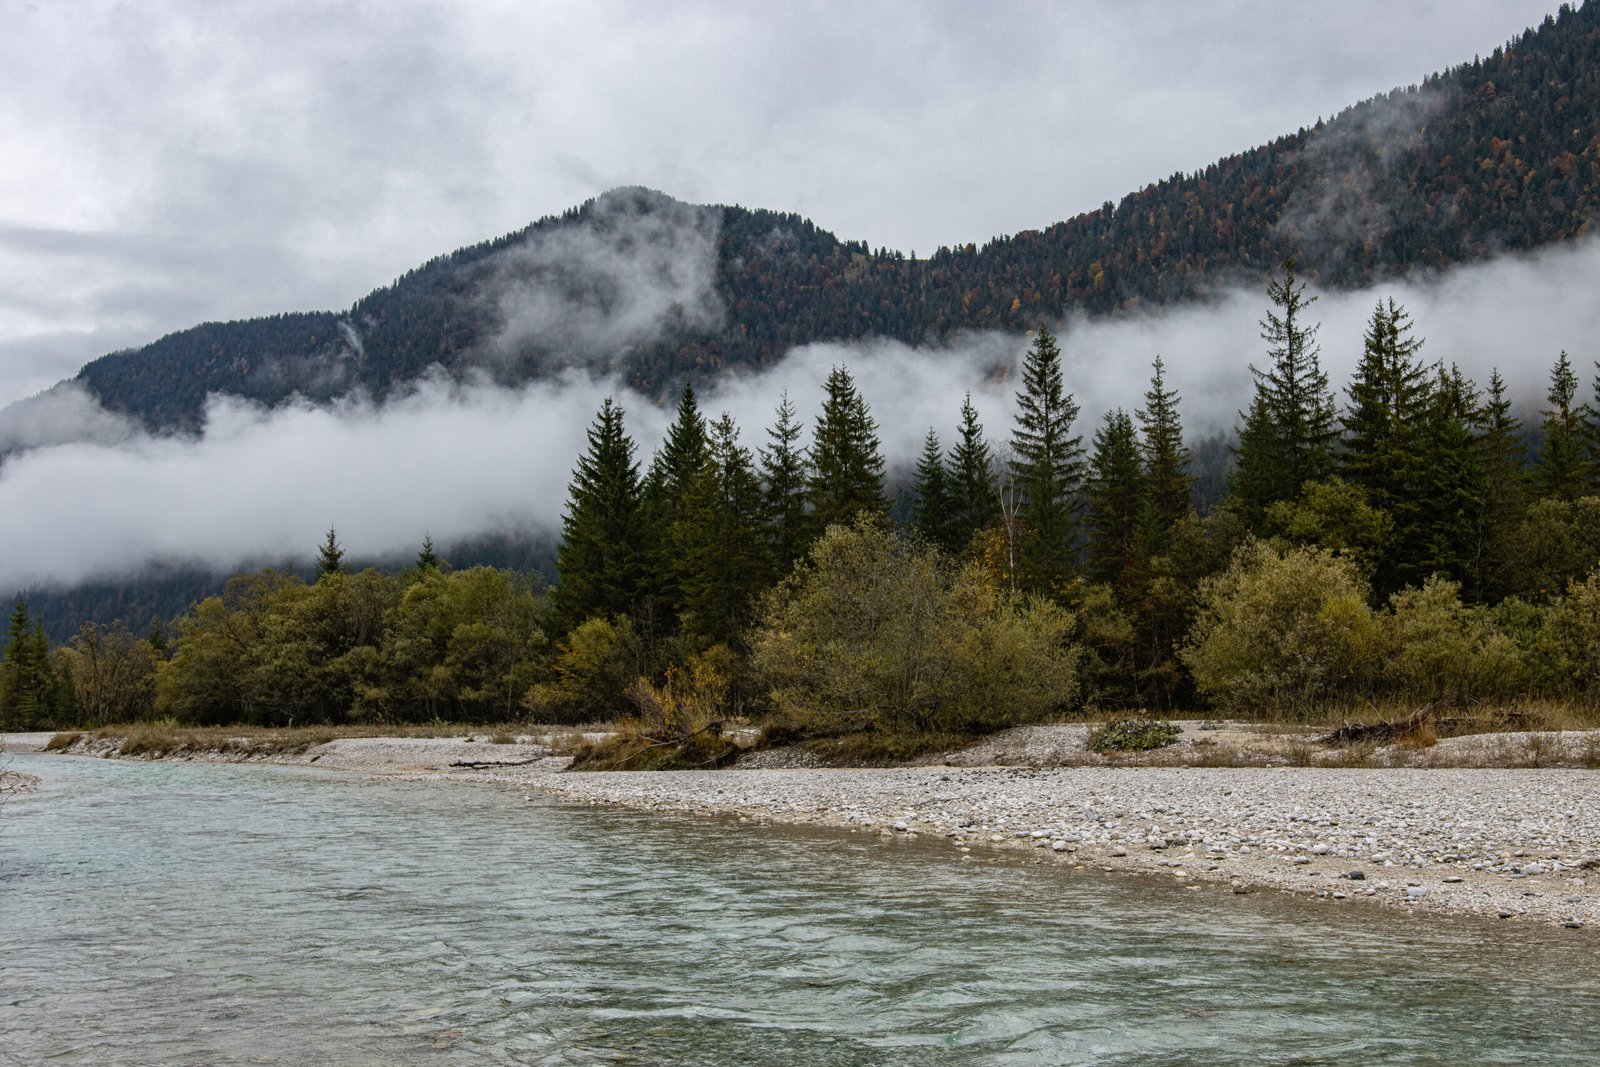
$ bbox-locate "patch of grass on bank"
[795,728,980,767]
[567,718,741,771]
[44,731,82,752]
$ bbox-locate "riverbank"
[10,728,1597,930]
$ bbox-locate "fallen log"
[449,756,547,769]
[1321,705,1435,746]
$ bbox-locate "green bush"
[1088,718,1181,752]
[1182,538,1385,716]
[751,518,1078,737]
[1385,576,1525,706]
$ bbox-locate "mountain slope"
[51,1,1600,433]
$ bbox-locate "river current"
[2,754,1598,1065]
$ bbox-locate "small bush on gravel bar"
[1089,718,1181,753]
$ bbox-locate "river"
[2,754,1598,1064]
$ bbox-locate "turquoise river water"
[2,754,1598,1065]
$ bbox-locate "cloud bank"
[1,235,1597,592]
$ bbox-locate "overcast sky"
[0,0,1564,409]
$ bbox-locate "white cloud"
[3,233,1596,592]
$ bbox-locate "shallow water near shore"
[3,756,1599,1065]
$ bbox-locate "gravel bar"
[508,764,1600,930]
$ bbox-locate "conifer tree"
[1009,325,1083,593]
[677,413,768,648]
[807,366,886,530]
[641,382,710,619]
[1340,298,1432,589]
[758,391,811,574]
[1416,364,1485,587]
[1136,355,1191,553]
[1535,351,1589,501]
[1229,261,1337,523]
[1083,409,1144,585]
[552,398,646,633]
[0,598,57,728]
[315,527,345,579]
[910,429,956,551]
[947,393,1001,552]
[1458,369,1525,601]
[416,535,441,572]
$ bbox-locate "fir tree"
[910,429,956,551]
[1416,364,1485,587]
[947,393,1001,552]
[416,534,441,572]
[677,413,769,649]
[1230,261,1337,522]
[315,527,345,579]
[1,598,57,728]
[1461,370,1524,601]
[1535,351,1589,501]
[1083,409,1144,585]
[641,382,710,619]
[552,398,646,633]
[1136,355,1191,553]
[1340,298,1432,590]
[807,366,886,530]
[758,390,811,574]
[1009,325,1083,593]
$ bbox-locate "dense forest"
[8,265,1600,757]
[49,2,1600,434]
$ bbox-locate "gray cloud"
[0,1,1561,405]
[477,189,724,373]
[1,233,1595,592]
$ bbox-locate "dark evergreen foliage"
[807,366,886,529]
[1009,326,1083,594]
[947,393,1002,553]
[551,399,645,633]
[910,429,956,551]
[1084,409,1145,585]
[758,391,812,573]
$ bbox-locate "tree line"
[7,258,1600,734]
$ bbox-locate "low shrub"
[1089,718,1181,753]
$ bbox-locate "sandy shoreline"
[8,730,1597,930]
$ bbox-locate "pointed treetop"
[315,527,345,578]
[417,534,441,572]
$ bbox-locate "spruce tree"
[807,366,886,530]
[758,391,811,574]
[641,382,710,619]
[1009,325,1083,593]
[416,535,441,572]
[910,429,955,551]
[1535,351,1589,501]
[1416,365,1485,587]
[1,598,56,728]
[1083,409,1145,585]
[947,393,1001,552]
[677,413,768,649]
[1470,369,1526,600]
[1230,261,1337,523]
[1136,355,1191,553]
[315,527,345,579]
[1340,298,1432,590]
[552,398,646,634]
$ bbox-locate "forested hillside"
[63,3,1600,432]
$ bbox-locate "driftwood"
[1321,705,1435,746]
[448,756,546,769]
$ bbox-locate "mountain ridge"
[14,2,1600,438]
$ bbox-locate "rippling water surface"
[3,755,1599,1065]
